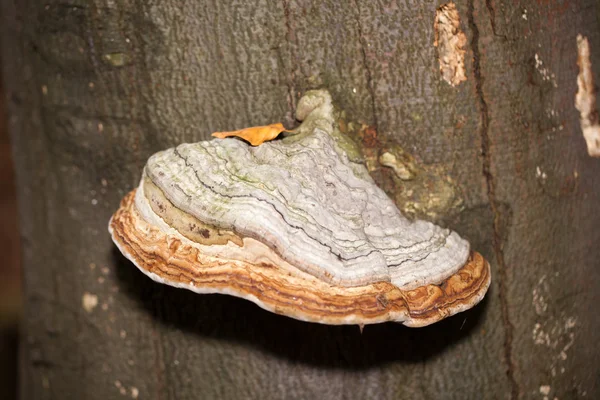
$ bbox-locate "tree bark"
[2,0,599,399]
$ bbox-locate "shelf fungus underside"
[109,90,490,327]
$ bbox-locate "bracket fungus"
[109,90,490,327]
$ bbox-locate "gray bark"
[1,0,599,399]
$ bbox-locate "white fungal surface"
[138,90,470,289]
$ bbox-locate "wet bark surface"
[2,0,599,399]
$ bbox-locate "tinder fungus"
[109,90,490,327]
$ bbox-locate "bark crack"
[467,1,519,398]
[352,0,379,129]
[484,0,508,40]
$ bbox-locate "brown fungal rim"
[110,190,490,327]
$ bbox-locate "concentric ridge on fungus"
[109,90,491,327]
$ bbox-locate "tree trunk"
[2,0,599,399]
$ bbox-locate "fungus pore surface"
[109,90,491,327]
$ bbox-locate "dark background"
[0,61,21,399]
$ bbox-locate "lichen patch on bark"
[378,151,415,180]
[575,35,600,157]
[434,2,467,87]
[378,145,464,223]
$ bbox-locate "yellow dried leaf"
[211,123,289,146]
